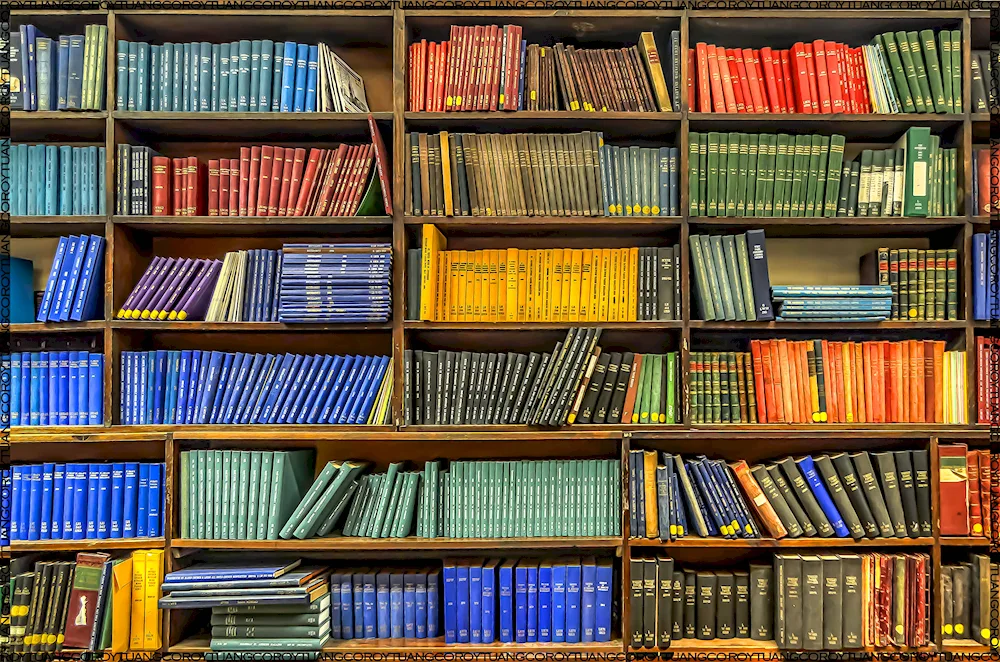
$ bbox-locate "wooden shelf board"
[112,321,393,332]
[691,320,966,331]
[399,425,676,434]
[629,537,934,548]
[942,640,992,651]
[10,430,168,443]
[939,536,992,546]
[171,536,621,551]
[112,215,393,236]
[648,640,935,653]
[403,216,682,236]
[405,111,680,126]
[689,216,967,237]
[12,426,110,439]
[11,112,108,142]
[405,321,683,331]
[171,635,622,654]
[12,111,107,120]
[11,538,165,552]
[114,112,391,139]
[12,321,106,333]
[11,216,107,237]
[972,113,990,122]
[116,425,396,437]
[690,112,962,123]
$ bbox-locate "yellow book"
[465,252,476,323]
[488,250,499,322]
[420,224,446,321]
[472,250,483,321]
[129,550,146,650]
[841,343,854,423]
[608,248,620,322]
[143,550,163,650]
[452,250,463,321]
[541,249,553,322]
[505,247,519,322]
[619,248,631,321]
[437,251,447,322]
[110,556,133,653]
[367,362,393,424]
[479,251,489,323]
[525,249,536,322]
[580,249,593,322]
[497,252,508,320]
[569,250,583,321]
[440,131,454,216]
[597,249,610,322]
[553,248,567,322]
[560,249,573,321]
[642,450,659,537]
[638,33,674,112]
[589,249,601,321]
[627,247,639,321]
[445,251,456,322]
[517,248,528,321]
[943,352,952,424]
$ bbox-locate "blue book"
[304,45,318,112]
[498,561,514,643]
[56,351,70,425]
[95,464,112,539]
[580,558,596,642]
[443,561,458,643]
[190,41,200,112]
[224,353,258,424]
[211,44,220,111]
[350,355,390,424]
[538,562,552,643]
[181,42,191,111]
[265,354,304,423]
[44,145,58,215]
[259,39,274,111]
[149,45,160,111]
[208,353,236,423]
[304,354,346,423]
[414,571,428,639]
[184,351,203,424]
[527,565,538,642]
[456,562,470,643]
[98,148,106,216]
[143,352,153,424]
[228,41,239,110]
[196,351,225,424]
[470,563,483,643]
[293,43,308,112]
[110,463,125,538]
[219,42,230,112]
[974,232,987,320]
[403,572,418,639]
[56,35,70,109]
[389,574,404,639]
[51,464,65,539]
[480,560,496,642]
[39,463,54,539]
[281,354,320,423]
[11,466,22,540]
[136,463,149,537]
[37,236,69,321]
[340,574,353,639]
[427,570,440,639]
[11,354,21,427]
[249,40,262,111]
[163,351,179,423]
[362,572,376,638]
[85,463,100,538]
[340,356,380,424]
[24,26,43,110]
[594,561,613,642]
[148,462,161,537]
[51,234,83,322]
[175,350,192,424]
[796,455,850,537]
[280,41,296,111]
[36,37,55,110]
[254,353,294,423]
[135,42,148,111]
[38,352,49,426]
[234,354,272,424]
[514,563,527,643]
[199,42,211,111]
[271,42,284,111]
[240,354,277,423]
[376,573,391,639]
[325,355,368,423]
[71,464,88,539]
[160,42,172,111]
[213,352,243,423]
[46,351,57,425]
[172,43,183,111]
[71,234,105,322]
[565,560,581,643]
[551,563,566,642]
[329,573,342,639]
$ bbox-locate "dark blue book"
[71,464,88,539]
[551,562,566,642]
[403,572,418,639]
[456,562,470,643]
[339,573,353,639]
[110,463,124,538]
[39,463,54,539]
[481,560,496,642]
[745,229,774,320]
[565,561,581,643]
[96,464,112,539]
[389,573,404,639]
[796,455,850,537]
[427,570,440,639]
[293,43,308,112]
[148,463,161,537]
[51,464,66,539]
[123,463,138,537]
[538,562,552,643]
[595,561,613,642]
[136,463,149,537]
[581,558,596,642]
[85,463,100,538]
[443,562,457,643]
[514,563,527,643]
[526,564,538,642]
[56,35,69,109]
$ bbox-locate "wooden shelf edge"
[689,112,963,122]
[12,321,107,333]
[405,321,683,330]
[12,111,107,120]
[111,321,393,332]
[691,320,967,330]
[405,111,680,121]
[629,537,934,548]
[170,536,621,551]
[114,111,393,121]
[402,215,682,226]
[170,635,623,653]
[639,641,936,653]
[10,430,168,443]
[939,536,992,546]
[11,537,165,551]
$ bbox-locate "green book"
[869,149,885,216]
[760,135,776,216]
[907,249,919,319]
[939,31,953,113]
[366,463,401,538]
[707,132,721,216]
[950,31,962,113]
[81,25,96,111]
[342,475,370,536]
[396,472,421,537]
[719,353,730,422]
[919,29,947,112]
[905,31,935,111]
[205,450,216,539]
[736,134,750,216]
[279,461,342,539]
[928,134,940,215]
[722,234,746,321]
[196,450,207,539]
[788,135,807,216]
[745,135,759,217]
[773,134,790,217]
[637,355,652,423]
[220,450,231,540]
[924,249,936,320]
[246,451,262,540]
[804,135,822,217]
[916,250,927,320]
[710,353,722,423]
[725,133,740,216]
[736,234,756,320]
[894,32,925,112]
[934,250,946,320]
[380,472,407,538]
[709,235,737,320]
[880,33,917,113]
[649,354,663,425]
[180,451,191,538]
[266,449,315,540]
[255,451,273,540]
[698,132,709,215]
[296,461,368,540]
[235,451,249,540]
[689,133,701,216]
[728,352,740,422]
[699,235,725,319]
[824,135,846,216]
[643,148,655,216]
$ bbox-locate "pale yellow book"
[367,361,393,424]
[608,248,621,322]
[440,131,454,216]
[943,351,952,424]
[129,551,146,650]
[420,224,446,321]
[497,252,508,320]
[505,248,518,322]
[517,248,529,321]
[488,250,500,322]
[597,249,610,322]
[550,248,563,323]
[472,250,483,321]
[143,550,163,650]
[580,249,593,322]
[541,249,553,322]
[525,249,536,322]
[110,556,133,653]
[627,247,639,321]
[560,249,574,321]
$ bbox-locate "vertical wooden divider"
[620,431,632,649]
[392,6,408,426]
[929,436,943,649]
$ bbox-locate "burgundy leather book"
[256,145,274,216]
[276,149,296,216]
[939,444,970,536]
[247,146,262,216]
[61,552,111,650]
[219,159,230,216]
[207,159,220,216]
[369,114,393,215]
[266,146,284,216]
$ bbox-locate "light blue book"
[199,41,212,112]
[116,39,128,110]
[136,42,149,111]
[219,43,229,112]
[149,45,160,111]
[58,145,72,215]
[293,43,308,112]
[249,39,262,111]
[211,43,220,112]
[259,39,274,112]
[304,45,318,113]
[280,41,296,111]
[98,147,106,215]
[161,42,173,111]
[44,145,58,215]
[770,285,893,298]
[271,42,284,111]
[182,42,191,111]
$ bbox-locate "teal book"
[149,45,160,111]
[58,145,72,214]
[249,39,262,111]
[136,41,149,111]
[199,41,212,112]
[160,42,172,111]
[266,449,317,540]
[271,42,284,111]
[182,42,191,111]
[230,41,241,111]
[190,41,199,112]
[44,145,58,215]
[237,39,251,112]
[171,43,182,111]
[259,39,274,112]
[709,234,737,321]
[211,43,221,111]
[219,42,230,112]
[98,147,106,215]
[116,39,128,110]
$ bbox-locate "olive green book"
[929,134,941,215]
[245,452,261,540]
[700,235,727,319]
[946,248,958,320]
[905,31,935,111]
[280,461,342,539]
[369,462,402,538]
[711,352,723,423]
[728,351,741,422]
[939,31,953,112]
[722,234,747,321]
[907,249,919,319]
[719,352,731,422]
[824,135,846,216]
[301,461,369,540]
[180,451,191,538]
[191,451,203,539]
[916,250,927,321]
[698,133,709,215]
[745,135,759,216]
[256,450,273,540]
[707,132,721,216]
[665,352,677,424]
[689,133,701,215]
[773,134,790,217]
[725,133,740,216]
[220,450,231,540]
[880,33,917,112]
[205,450,216,539]
[637,355,652,423]
[950,31,962,113]
[689,234,717,320]
[735,134,749,216]
[266,449,316,540]
[736,234,756,321]
[236,451,250,540]
[919,29,947,112]
[934,250,947,320]
[924,249,936,320]
[379,471,406,538]
[709,235,737,320]
[649,354,663,425]
[894,32,925,112]
[804,135,822,217]
[760,135,777,216]
[789,135,808,216]
[718,135,729,217]
[396,472,421,537]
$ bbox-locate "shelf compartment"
[11,111,108,143]
[405,321,683,331]
[939,536,992,546]
[170,635,623,654]
[113,215,393,236]
[689,113,963,140]
[691,320,968,331]
[688,216,967,238]
[404,112,681,139]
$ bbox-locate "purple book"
[176,260,223,321]
[169,262,211,321]
[127,257,176,319]
[118,256,165,317]
[156,259,206,320]
[140,258,185,319]
[146,257,194,319]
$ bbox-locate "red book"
[749,340,767,423]
[752,49,771,113]
[219,159,230,216]
[803,43,819,112]
[444,25,459,110]
[501,26,515,110]
[347,146,375,216]
[470,25,485,111]
[286,147,307,216]
[459,26,475,110]
[826,41,844,113]
[968,450,983,535]
[247,145,262,216]
[207,158,220,216]
[731,50,752,114]
[830,341,843,422]
[238,146,251,216]
[939,444,971,535]
[425,42,436,113]
[151,156,171,216]
[331,147,361,217]
[276,149,296,216]
[979,449,991,539]
[481,25,497,110]
[61,552,113,648]
[439,41,451,112]
[228,157,239,216]
[687,48,696,111]
[186,157,198,216]
[737,48,759,113]
[761,339,781,422]
[705,45,726,113]
[695,42,711,112]
[758,47,782,113]
[266,146,284,216]
[779,49,795,113]
[314,144,350,216]
[255,145,273,216]
[812,39,832,113]
[171,158,184,216]
[716,48,738,112]
[339,146,370,216]
[408,43,416,110]
[790,43,811,113]
[417,40,427,111]
[724,50,746,113]
[489,32,503,111]
[977,336,987,422]
[293,147,323,216]
[797,342,811,422]
[844,45,857,112]
[369,114,393,215]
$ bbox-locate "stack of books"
[971,49,993,112]
[119,351,393,426]
[11,145,106,216]
[116,257,223,321]
[410,28,679,112]
[205,249,281,322]
[158,561,331,652]
[10,352,104,427]
[11,25,109,111]
[691,30,961,114]
[408,132,679,217]
[10,551,164,653]
[689,230,773,321]
[942,554,994,644]
[862,247,959,321]
[771,285,892,321]
[9,462,164,541]
[688,339,967,424]
[36,234,106,322]
[277,243,392,323]
[328,569,437,640]
[116,39,368,112]
[938,444,996,537]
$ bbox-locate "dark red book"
[705,45,725,112]
[346,145,375,216]
[444,25,458,110]
[331,146,361,216]
[172,158,184,216]
[455,26,471,110]
[812,39,832,113]
[219,158,230,216]
[207,158,220,216]
[246,146,261,216]
[194,159,207,215]
[293,147,323,216]
[314,144,349,216]
[286,147,308,216]
[759,47,782,113]
[481,25,497,110]
[469,25,484,111]
[939,444,971,535]
[61,553,112,649]
[438,40,450,112]
[185,157,197,216]
[425,41,436,112]
[255,145,273,216]
[369,114,393,215]
[276,150,296,216]
[408,42,417,111]
[267,146,284,216]
[238,146,251,216]
[151,156,171,216]
[826,41,844,113]
[228,157,239,216]
[489,31,502,111]
[302,148,331,216]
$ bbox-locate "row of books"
[117,40,369,113]
[117,257,222,321]
[206,250,280,322]
[408,132,680,218]
[689,231,772,321]
[11,144,106,217]
[691,30,961,115]
[688,128,947,219]
[9,462,164,542]
[942,555,994,644]
[972,232,999,321]
[409,27,677,113]
[322,568,435,642]
[863,250,960,321]
[939,444,995,537]
[771,286,892,322]
[35,234,106,323]
[277,243,392,323]
[10,551,164,653]
[119,351,392,426]
[11,25,109,111]
[10,352,104,427]
[689,339,967,425]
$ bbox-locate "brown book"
[630,45,658,112]
[730,460,788,538]
[494,134,512,216]
[570,134,588,216]
[462,134,480,216]
[621,48,648,112]
[612,49,637,111]
[418,133,430,215]
[566,47,592,111]
[508,134,528,216]
[562,134,581,215]
[526,45,537,110]
[527,134,546,215]
[330,145,361,217]
[552,44,575,110]
[405,133,414,215]
[467,134,486,215]
[476,134,495,216]
[588,50,613,111]
[547,134,566,215]
[502,134,520,216]
[448,133,461,215]
[516,134,536,215]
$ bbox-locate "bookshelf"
[8,4,996,656]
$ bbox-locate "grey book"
[813,455,865,540]
[893,450,922,537]
[840,554,862,648]
[509,352,540,424]
[830,452,879,538]
[767,464,817,537]
[734,571,749,638]
[749,564,772,641]
[952,564,970,640]
[715,571,735,639]
[778,457,834,537]
[849,452,895,538]
[800,555,823,650]
[628,558,643,648]
[941,566,954,639]
[820,555,842,649]
[911,451,932,536]
[871,451,908,538]
[671,571,684,640]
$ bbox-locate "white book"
[328,49,369,112]
[206,252,237,321]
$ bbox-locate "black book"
[441,350,454,424]
[849,451,895,538]
[26,562,53,653]
[403,349,413,425]
[671,571,685,640]
[499,353,527,424]
[813,455,865,540]
[765,464,816,537]
[829,452,879,538]
[971,51,989,112]
[782,555,803,650]
[820,555,842,650]
[734,571,749,638]
[477,353,499,424]
[551,329,601,425]
[658,246,675,321]
[406,248,421,320]
[41,562,69,653]
[484,353,509,424]
[11,573,34,650]
[673,243,681,321]
[893,451,922,537]
[463,353,482,423]
[592,352,621,424]
[629,558,644,648]
[695,571,717,640]
[749,564,772,641]
[952,564,970,640]
[511,352,542,424]
[525,339,564,421]
[683,569,697,639]
[454,351,472,425]
[800,555,823,650]
[577,352,610,424]
[840,554,862,648]
[607,351,634,424]
[750,464,803,537]
[941,566,954,640]
[642,558,657,648]
[656,557,673,648]
[413,350,424,425]
[777,457,834,537]
[910,449,932,536]
[52,561,78,652]
[425,351,438,424]
[871,451,908,538]
[531,329,578,423]
[715,571,735,639]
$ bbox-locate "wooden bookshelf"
[10,4,998,657]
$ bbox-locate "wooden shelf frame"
[9,6,997,657]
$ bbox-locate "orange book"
[870,342,883,423]
[862,342,874,424]
[606,249,620,322]
[750,340,768,423]
[517,248,529,322]
[820,340,835,423]
[730,460,788,538]
[621,354,643,424]
[900,340,910,422]
[789,340,803,423]
[911,340,924,423]
[505,248,518,322]
[619,247,631,321]
[550,248,564,322]
[885,342,897,422]
[768,339,785,423]
[853,342,866,423]
[562,248,577,321]
[923,340,936,422]
[777,340,795,423]
[933,341,945,422]
[832,342,845,423]
[841,342,854,423]
[535,250,546,322]
[471,250,482,321]
[437,251,449,322]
